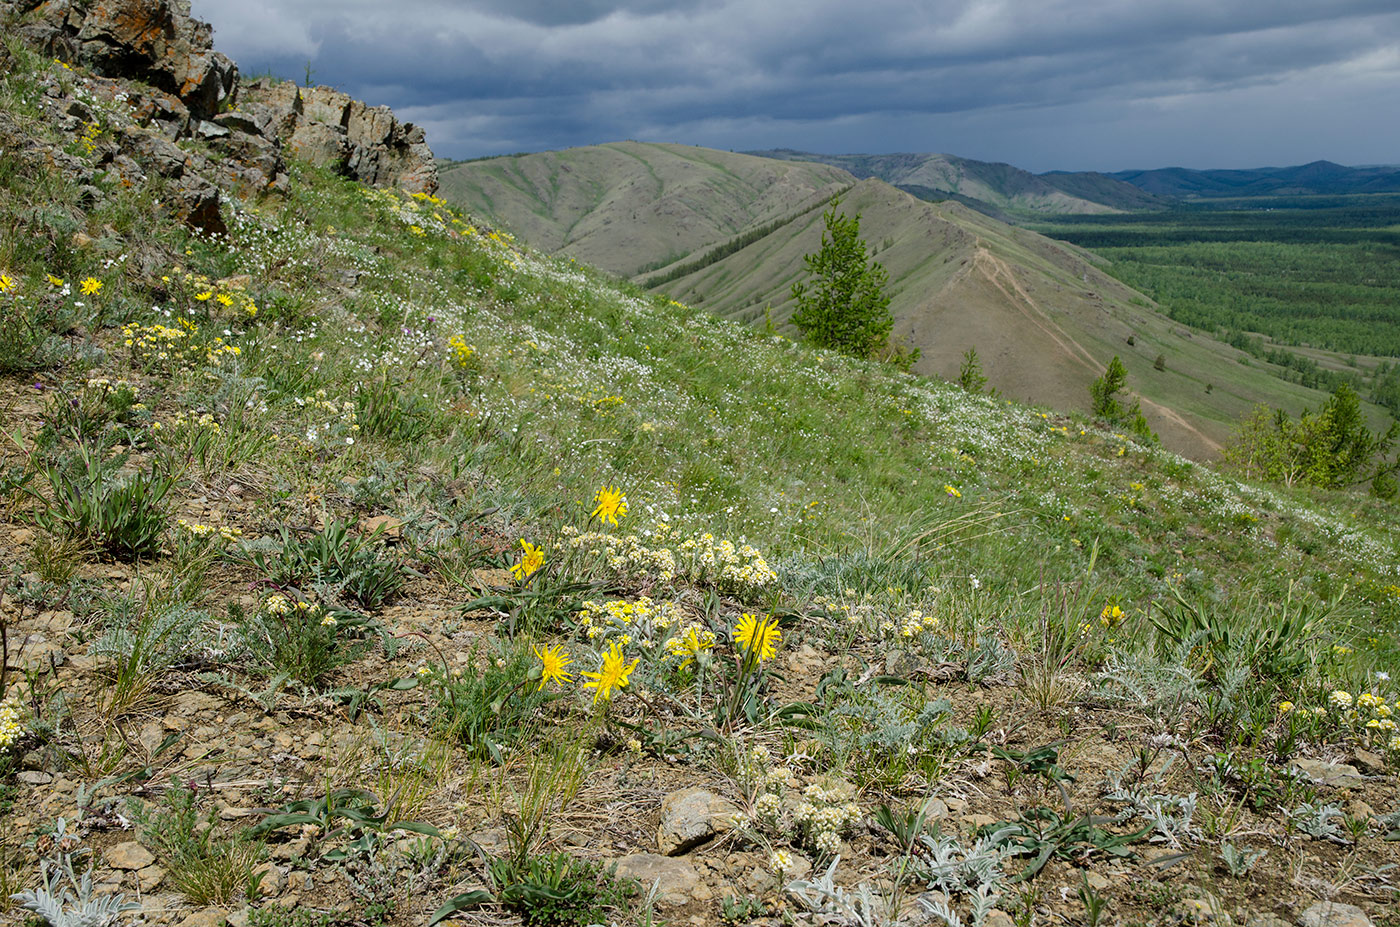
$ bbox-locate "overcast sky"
[190,0,1400,172]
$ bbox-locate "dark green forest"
[1032,194,1400,358]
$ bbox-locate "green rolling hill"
[439,147,1389,460]
[437,142,852,277]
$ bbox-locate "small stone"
[1084,870,1111,891]
[657,787,741,856]
[962,813,999,830]
[106,841,155,870]
[361,514,403,540]
[1291,759,1366,789]
[137,864,165,891]
[1244,915,1292,927]
[921,798,949,820]
[252,862,285,896]
[1298,901,1374,927]
[1350,750,1386,777]
[614,853,699,906]
[468,828,507,854]
[16,771,53,785]
[984,912,1016,927]
[177,907,228,927]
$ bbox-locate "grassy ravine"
[1,43,1400,927]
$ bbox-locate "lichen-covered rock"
[657,787,740,855]
[243,81,438,194]
[67,0,235,119]
[289,120,351,172]
[2,0,433,210]
[1299,901,1374,927]
[116,126,187,177]
[172,172,224,235]
[612,853,699,906]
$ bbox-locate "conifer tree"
[790,199,892,359]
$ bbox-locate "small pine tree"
[958,347,988,393]
[1090,356,1129,419]
[1090,356,1157,442]
[790,199,893,359]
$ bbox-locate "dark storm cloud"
[191,0,1400,170]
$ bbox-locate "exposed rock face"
[10,0,236,122]
[241,81,438,195]
[1,0,437,233]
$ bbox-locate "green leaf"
[426,890,494,927]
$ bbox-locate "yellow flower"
[46,274,63,286]
[1277,701,1294,714]
[580,642,638,704]
[533,642,574,690]
[80,277,102,295]
[216,293,233,306]
[667,624,715,670]
[1100,604,1124,628]
[943,484,961,499]
[591,485,629,526]
[733,612,781,663]
[195,291,213,301]
[510,539,545,581]
[0,274,15,292]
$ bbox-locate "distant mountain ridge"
[1101,160,1400,198]
[750,149,1165,215]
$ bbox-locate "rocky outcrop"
[8,0,237,124]
[240,81,438,195]
[1,0,438,234]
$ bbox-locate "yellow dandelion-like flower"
[510,539,545,581]
[580,642,639,704]
[46,274,64,286]
[216,293,233,306]
[0,274,16,293]
[80,277,102,295]
[591,485,629,526]
[533,642,574,690]
[734,612,781,663]
[195,291,213,301]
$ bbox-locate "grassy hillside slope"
[654,178,1381,457]
[437,142,852,276]
[3,28,1400,927]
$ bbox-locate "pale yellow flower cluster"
[265,594,321,618]
[794,782,861,857]
[122,319,240,370]
[0,695,23,749]
[175,519,242,542]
